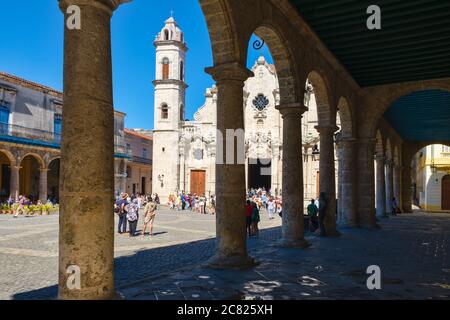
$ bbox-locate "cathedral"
[152,17,325,204]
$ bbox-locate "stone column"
[276,103,309,248]
[39,168,49,203]
[9,166,20,201]
[401,165,413,213]
[337,138,357,226]
[58,0,126,300]
[315,125,340,237]
[385,160,394,215]
[375,155,387,218]
[393,164,401,205]
[356,138,377,228]
[205,62,254,268]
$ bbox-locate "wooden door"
[190,170,206,195]
[442,175,450,210]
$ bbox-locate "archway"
[47,158,60,204]
[442,175,450,211]
[0,151,13,201]
[19,154,43,202]
[410,144,450,212]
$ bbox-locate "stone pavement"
[0,210,448,300]
[0,208,280,300]
[118,212,450,300]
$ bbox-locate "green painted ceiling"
[384,90,450,141]
[289,0,450,87]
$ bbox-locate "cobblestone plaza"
[0,210,448,300]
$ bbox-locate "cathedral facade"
[152,18,324,204]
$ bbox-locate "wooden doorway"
[190,170,206,195]
[442,175,450,210]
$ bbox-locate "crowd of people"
[0,195,58,218]
[114,193,158,237]
[167,193,216,215]
[245,188,282,237]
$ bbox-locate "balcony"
[0,122,61,146]
[131,155,152,165]
[0,122,132,158]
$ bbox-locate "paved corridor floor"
[0,210,448,300]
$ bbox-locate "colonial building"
[125,129,153,195]
[0,72,130,202]
[412,144,450,212]
[151,17,336,205]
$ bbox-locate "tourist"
[307,198,319,232]
[142,197,157,237]
[126,199,139,237]
[209,195,216,215]
[245,200,253,237]
[13,195,26,218]
[267,197,276,220]
[251,202,260,237]
[199,196,205,214]
[277,202,283,218]
[318,192,327,237]
[392,197,399,215]
[116,193,128,234]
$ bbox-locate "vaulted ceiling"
[289,0,450,87]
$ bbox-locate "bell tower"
[152,16,188,202]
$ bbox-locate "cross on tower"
[170,9,174,18]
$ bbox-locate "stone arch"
[20,152,45,169]
[367,81,450,136]
[0,149,16,166]
[405,141,450,167]
[337,97,353,138]
[199,0,241,65]
[307,70,333,127]
[250,24,300,104]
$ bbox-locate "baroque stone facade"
[151,18,331,204]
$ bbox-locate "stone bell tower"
[152,16,188,202]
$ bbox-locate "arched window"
[180,61,184,81]
[162,57,170,80]
[164,29,169,40]
[161,103,169,120]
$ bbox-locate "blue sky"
[0,0,273,129]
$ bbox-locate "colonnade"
[57,0,425,299]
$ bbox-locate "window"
[143,148,148,159]
[54,114,62,134]
[161,103,169,119]
[180,61,184,81]
[162,57,170,80]
[164,29,169,40]
[0,105,9,134]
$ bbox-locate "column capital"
[205,63,254,84]
[385,159,395,166]
[9,166,21,171]
[39,168,50,173]
[375,154,386,161]
[314,125,340,134]
[59,0,131,15]
[276,103,308,117]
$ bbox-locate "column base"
[205,253,257,270]
[276,238,310,249]
[337,220,358,228]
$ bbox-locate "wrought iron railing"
[131,155,152,165]
[0,122,61,144]
[0,122,132,157]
